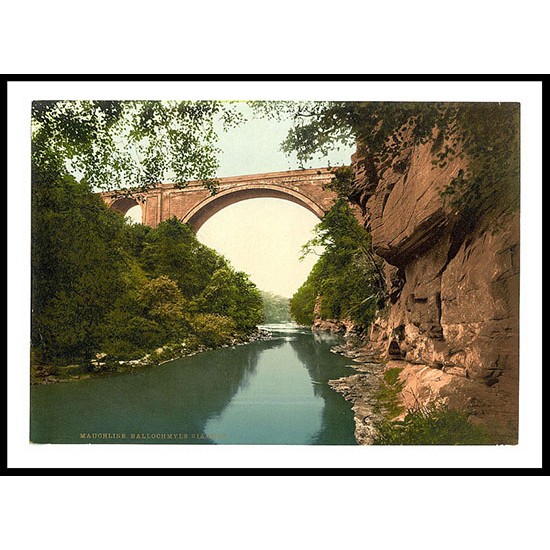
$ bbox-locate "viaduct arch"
[101,168,339,231]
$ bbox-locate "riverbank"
[326,329,509,445]
[325,333,387,445]
[31,327,272,385]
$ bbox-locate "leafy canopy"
[32,100,244,193]
[251,101,520,218]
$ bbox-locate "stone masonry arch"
[182,183,327,231]
[103,196,145,224]
[101,168,339,231]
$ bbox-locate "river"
[30,324,357,445]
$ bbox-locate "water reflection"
[31,341,274,444]
[288,331,356,444]
[30,325,356,445]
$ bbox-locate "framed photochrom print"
[27,94,522,451]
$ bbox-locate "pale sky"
[127,102,354,297]
[197,198,321,298]
[214,103,351,178]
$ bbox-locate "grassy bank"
[372,367,493,445]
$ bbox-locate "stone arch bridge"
[100,168,339,231]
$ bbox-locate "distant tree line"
[260,291,291,324]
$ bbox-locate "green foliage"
[289,279,317,326]
[32,185,263,365]
[101,275,190,359]
[260,291,291,324]
[120,222,152,260]
[290,199,386,329]
[252,101,520,220]
[322,165,357,199]
[370,366,492,444]
[437,103,520,218]
[32,100,244,192]
[373,367,405,419]
[189,314,237,348]
[138,276,186,319]
[102,315,163,358]
[252,101,445,165]
[249,101,356,161]
[31,175,128,363]
[192,266,264,331]
[373,403,492,445]
[140,217,225,298]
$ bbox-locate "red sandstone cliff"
[351,140,520,442]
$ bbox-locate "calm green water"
[30,325,357,445]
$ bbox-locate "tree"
[138,276,188,334]
[31,175,129,362]
[102,275,190,355]
[192,266,264,331]
[32,100,244,193]
[189,314,237,348]
[289,279,317,326]
[290,199,385,329]
[120,222,151,260]
[140,217,225,299]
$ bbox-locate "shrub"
[373,403,492,445]
[190,314,236,348]
[374,367,405,419]
[101,338,146,360]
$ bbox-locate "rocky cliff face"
[351,141,520,442]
